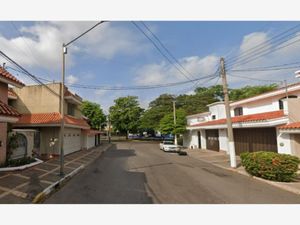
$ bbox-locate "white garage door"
[63,128,81,155]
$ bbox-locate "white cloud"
[66,75,78,84]
[134,55,219,85]
[0,21,147,72]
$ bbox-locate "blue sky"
[1,21,300,111]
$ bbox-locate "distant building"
[184,82,300,157]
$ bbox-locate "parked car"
[159,140,181,152]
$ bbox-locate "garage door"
[234,128,277,155]
[63,129,81,155]
[206,129,219,151]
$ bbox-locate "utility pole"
[59,44,67,177]
[107,115,111,143]
[220,57,237,168]
[59,21,107,177]
[173,100,178,145]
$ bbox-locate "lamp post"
[59,21,107,177]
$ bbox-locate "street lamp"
[59,21,107,176]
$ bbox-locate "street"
[44,142,300,204]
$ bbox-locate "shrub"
[240,151,300,182]
[0,157,36,168]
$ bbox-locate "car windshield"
[164,141,174,144]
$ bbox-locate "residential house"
[184,82,300,157]
[0,66,24,163]
[11,83,100,159]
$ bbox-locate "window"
[212,115,216,120]
[67,103,76,116]
[278,95,297,110]
[234,107,243,116]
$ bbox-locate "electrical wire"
[131,21,195,82]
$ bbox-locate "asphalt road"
[45,142,300,204]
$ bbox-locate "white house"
[184,82,300,157]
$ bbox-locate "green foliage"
[240,151,300,182]
[139,94,174,131]
[229,84,277,101]
[6,132,18,160]
[159,108,187,135]
[80,101,106,129]
[109,96,144,136]
[1,157,36,168]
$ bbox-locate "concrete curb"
[32,165,84,203]
[0,158,43,172]
[32,144,112,203]
[190,155,300,196]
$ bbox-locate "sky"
[1,21,300,112]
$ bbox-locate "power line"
[227,73,282,83]
[131,21,195,82]
[229,60,300,71]
[226,23,300,68]
[0,50,59,97]
[140,21,196,79]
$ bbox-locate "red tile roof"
[0,100,20,117]
[65,88,82,102]
[190,110,285,127]
[279,122,300,129]
[83,129,101,136]
[0,66,25,87]
[8,88,17,99]
[16,112,90,129]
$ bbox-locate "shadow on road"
[46,144,153,204]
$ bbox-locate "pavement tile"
[35,163,58,171]
[0,175,27,189]
[66,162,82,168]
[19,168,47,178]
[41,173,62,182]
[0,189,5,195]
[0,193,31,204]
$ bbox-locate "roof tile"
[190,110,285,127]
[0,66,25,87]
[16,112,90,129]
[0,100,20,117]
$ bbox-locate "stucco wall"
[219,129,229,153]
[87,136,95,149]
[13,130,35,158]
[209,103,226,120]
[11,83,61,114]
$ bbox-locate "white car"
[159,140,181,152]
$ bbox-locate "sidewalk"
[0,143,111,203]
[187,148,300,195]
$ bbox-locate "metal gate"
[11,133,27,159]
[233,128,277,155]
[205,129,219,151]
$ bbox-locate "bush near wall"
[0,157,36,168]
[240,151,300,182]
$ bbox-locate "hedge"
[0,157,36,168]
[240,151,300,182]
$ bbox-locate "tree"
[229,84,278,101]
[80,100,106,129]
[109,96,144,138]
[159,108,187,135]
[139,94,174,131]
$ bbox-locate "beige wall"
[288,98,300,123]
[40,127,60,156]
[12,83,61,114]
[12,83,83,118]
